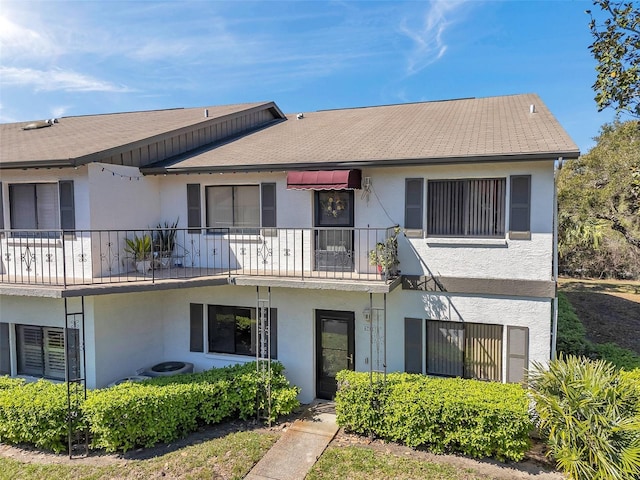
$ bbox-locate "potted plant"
[368,227,400,278]
[154,219,179,268]
[124,234,153,273]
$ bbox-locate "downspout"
[551,157,562,360]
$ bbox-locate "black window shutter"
[189,303,204,352]
[59,181,75,231]
[0,182,4,230]
[269,308,278,359]
[0,322,9,375]
[261,183,277,228]
[509,176,531,239]
[405,178,424,230]
[404,318,422,373]
[187,184,201,233]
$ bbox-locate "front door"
[314,190,354,271]
[316,310,355,399]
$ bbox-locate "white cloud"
[0,67,132,93]
[0,15,60,60]
[400,1,468,75]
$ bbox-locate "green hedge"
[0,362,299,453]
[0,380,70,453]
[335,371,532,461]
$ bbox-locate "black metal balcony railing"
[0,227,399,288]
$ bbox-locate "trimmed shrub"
[557,293,589,356]
[0,380,71,453]
[0,376,25,390]
[83,361,299,452]
[335,371,532,461]
[530,355,640,480]
[0,362,299,453]
[591,342,640,371]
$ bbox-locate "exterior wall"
[154,160,554,281]
[92,291,166,387]
[88,163,161,230]
[0,295,98,387]
[357,161,555,282]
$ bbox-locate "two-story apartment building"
[0,94,579,402]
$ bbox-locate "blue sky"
[0,0,628,153]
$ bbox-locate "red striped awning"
[286,169,362,190]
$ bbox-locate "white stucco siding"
[358,161,555,281]
[92,292,165,387]
[88,163,161,230]
[0,295,98,386]
[385,290,551,379]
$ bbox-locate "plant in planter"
[368,227,400,278]
[154,219,179,268]
[124,234,153,273]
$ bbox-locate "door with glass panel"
[314,190,354,271]
[316,310,355,399]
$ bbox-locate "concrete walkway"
[245,402,338,480]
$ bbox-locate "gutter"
[551,157,562,360]
[141,151,581,175]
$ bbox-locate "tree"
[587,1,640,117]
[558,120,640,278]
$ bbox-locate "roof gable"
[0,102,285,169]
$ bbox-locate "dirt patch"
[330,429,563,480]
[559,278,640,355]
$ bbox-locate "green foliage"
[0,376,25,390]
[335,371,532,461]
[558,120,640,279]
[0,362,299,453]
[587,1,640,117]
[591,342,640,370]
[557,293,590,356]
[83,361,299,452]
[154,218,179,254]
[556,293,640,369]
[529,356,640,480]
[0,381,72,453]
[123,233,152,261]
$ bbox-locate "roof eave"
[141,150,581,175]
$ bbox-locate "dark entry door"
[316,310,355,399]
[314,190,354,271]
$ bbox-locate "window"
[190,304,277,358]
[206,185,259,232]
[10,183,59,230]
[426,320,503,382]
[427,178,506,237]
[16,325,80,381]
[8,181,75,234]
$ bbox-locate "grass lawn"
[306,446,490,480]
[0,431,278,480]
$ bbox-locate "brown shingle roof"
[152,93,578,173]
[1,94,579,171]
[0,102,279,168]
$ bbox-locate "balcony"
[0,227,399,291]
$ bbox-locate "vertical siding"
[94,108,278,167]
